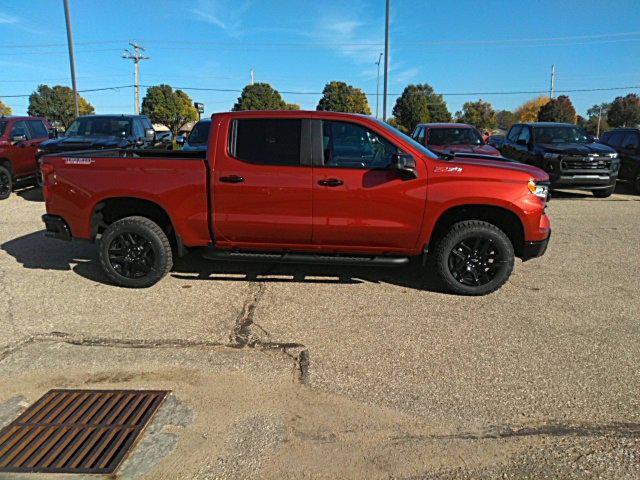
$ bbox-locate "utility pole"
[596,104,604,138]
[122,42,149,114]
[250,68,255,85]
[549,64,555,99]
[382,0,390,121]
[375,53,383,118]
[62,0,79,117]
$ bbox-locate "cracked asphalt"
[0,185,639,479]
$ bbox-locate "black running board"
[201,249,410,267]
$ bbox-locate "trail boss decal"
[63,157,94,165]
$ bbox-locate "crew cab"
[40,111,551,295]
[38,114,157,158]
[500,122,620,197]
[598,128,640,194]
[0,116,53,199]
[411,123,501,157]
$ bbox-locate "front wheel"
[592,186,615,198]
[433,220,515,296]
[0,165,12,200]
[98,216,173,288]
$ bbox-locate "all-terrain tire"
[0,165,12,200]
[433,220,515,296]
[99,216,173,288]
[592,186,615,198]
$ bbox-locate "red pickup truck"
[40,111,551,295]
[0,116,53,199]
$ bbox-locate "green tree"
[0,99,11,116]
[27,84,94,129]
[581,103,610,135]
[316,81,371,114]
[495,110,516,131]
[537,95,576,123]
[392,84,451,134]
[607,94,640,128]
[455,99,497,132]
[232,83,287,111]
[284,103,300,110]
[514,96,550,123]
[141,84,198,136]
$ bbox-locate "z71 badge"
[433,166,463,173]
[63,157,94,165]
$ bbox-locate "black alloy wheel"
[0,166,12,200]
[448,236,508,287]
[107,232,155,279]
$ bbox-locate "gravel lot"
[0,185,639,479]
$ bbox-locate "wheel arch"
[427,204,525,258]
[0,158,13,178]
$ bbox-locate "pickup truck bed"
[41,111,551,295]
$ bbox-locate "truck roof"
[0,115,48,121]
[75,114,150,119]
[417,123,474,128]
[519,122,580,127]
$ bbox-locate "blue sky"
[1,0,640,120]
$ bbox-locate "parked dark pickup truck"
[0,116,53,199]
[411,123,501,157]
[598,128,640,194]
[500,122,620,197]
[41,111,551,295]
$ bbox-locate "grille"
[561,155,612,171]
[0,389,168,474]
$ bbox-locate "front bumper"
[42,214,71,241]
[521,231,551,261]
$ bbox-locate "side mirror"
[145,128,155,141]
[390,153,417,178]
[11,134,27,143]
[176,135,186,146]
[516,139,528,147]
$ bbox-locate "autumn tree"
[455,99,497,132]
[316,81,370,115]
[141,85,198,136]
[514,96,549,123]
[495,110,516,131]
[233,83,288,111]
[537,95,576,123]
[27,85,94,129]
[607,94,640,128]
[0,99,11,116]
[392,83,450,133]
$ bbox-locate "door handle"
[318,178,343,187]
[219,175,245,183]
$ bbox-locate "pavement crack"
[0,263,19,339]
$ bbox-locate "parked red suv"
[41,111,551,295]
[0,116,53,199]
[412,123,501,158]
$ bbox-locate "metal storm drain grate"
[0,389,169,474]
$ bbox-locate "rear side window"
[606,131,625,148]
[27,120,48,139]
[507,125,522,142]
[622,132,639,149]
[10,121,30,139]
[231,119,301,166]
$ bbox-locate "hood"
[428,144,501,156]
[452,156,548,181]
[536,142,616,155]
[40,135,130,151]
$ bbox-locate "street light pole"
[62,0,79,117]
[375,53,383,118]
[382,0,390,121]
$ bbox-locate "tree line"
[2,81,639,137]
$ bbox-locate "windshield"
[427,128,483,146]
[533,126,590,144]
[65,117,132,137]
[373,118,437,158]
[187,121,210,145]
[0,121,7,137]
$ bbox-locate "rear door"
[212,117,313,246]
[311,119,426,251]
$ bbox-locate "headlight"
[543,153,560,160]
[528,179,549,199]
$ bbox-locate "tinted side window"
[11,121,30,139]
[622,132,639,149]
[607,132,625,148]
[132,119,145,138]
[322,121,397,169]
[507,125,522,142]
[416,126,426,145]
[517,126,531,143]
[600,131,611,144]
[232,119,301,166]
[141,117,153,130]
[27,120,48,139]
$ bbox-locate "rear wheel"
[98,216,173,288]
[433,220,514,296]
[592,186,615,198]
[0,165,12,200]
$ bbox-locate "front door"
[9,121,39,177]
[311,119,426,251]
[213,117,313,246]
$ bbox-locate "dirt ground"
[0,185,639,479]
